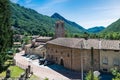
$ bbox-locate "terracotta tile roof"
[47,38,120,50]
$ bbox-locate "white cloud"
[24,0,32,4]
[10,0,19,3]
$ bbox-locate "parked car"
[30,55,39,60]
[29,55,35,59]
[39,58,46,65]
[22,54,27,56]
[26,54,31,58]
[44,60,54,66]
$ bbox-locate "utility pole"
[81,44,83,80]
[91,47,94,80]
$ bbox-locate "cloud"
[24,0,32,4]
[10,0,19,3]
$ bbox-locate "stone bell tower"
[55,20,65,38]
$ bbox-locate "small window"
[113,58,119,66]
[114,50,119,52]
[103,69,108,72]
[56,50,57,53]
[102,49,107,51]
[102,57,108,65]
[67,53,69,57]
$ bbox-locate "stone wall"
[100,50,120,72]
[46,44,100,72]
[25,46,46,57]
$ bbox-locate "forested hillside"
[10,2,55,35]
[10,2,86,35]
[103,18,120,32]
[87,26,105,33]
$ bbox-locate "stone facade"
[46,44,100,72]
[46,38,120,72]
[24,36,52,57]
[25,44,46,57]
[55,21,65,38]
[100,49,120,72]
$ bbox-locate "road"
[14,51,70,80]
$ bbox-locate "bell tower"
[55,20,65,38]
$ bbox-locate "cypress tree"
[0,0,12,71]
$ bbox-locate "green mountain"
[51,13,86,33]
[10,3,55,35]
[102,18,120,32]
[10,2,86,35]
[87,26,105,33]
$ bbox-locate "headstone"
[25,68,29,79]
[6,69,11,78]
[28,65,31,74]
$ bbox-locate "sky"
[10,0,120,29]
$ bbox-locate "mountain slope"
[10,3,55,35]
[87,26,105,33]
[10,3,86,35]
[102,18,120,32]
[51,13,86,33]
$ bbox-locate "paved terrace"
[14,51,81,80]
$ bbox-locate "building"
[25,43,46,57]
[46,38,120,72]
[25,36,52,57]
[100,40,120,72]
[55,21,65,38]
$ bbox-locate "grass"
[9,66,24,77]
[0,71,6,77]
[0,66,24,78]
[0,65,40,79]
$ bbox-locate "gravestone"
[25,68,29,79]
[6,69,11,78]
[28,65,31,74]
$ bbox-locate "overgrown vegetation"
[0,0,13,72]
[111,67,120,80]
[85,71,100,80]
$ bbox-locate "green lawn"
[0,66,24,78]
[0,66,39,79]
[10,66,24,77]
